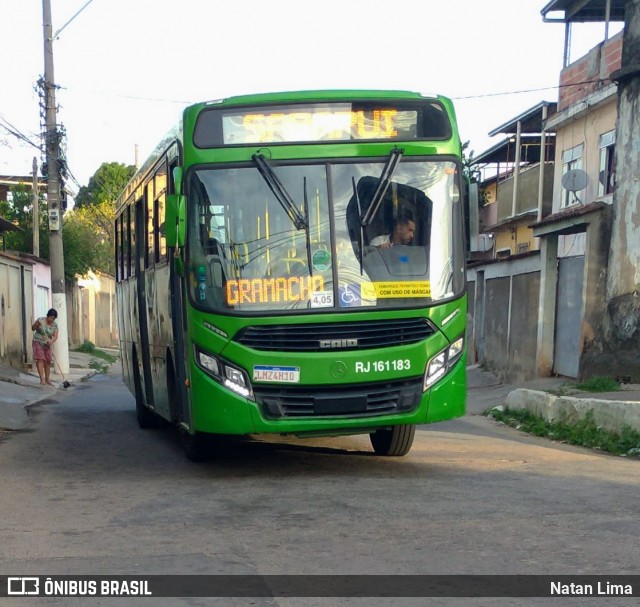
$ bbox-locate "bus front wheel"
[370,424,415,456]
[179,428,208,463]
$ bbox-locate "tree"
[74,162,135,208]
[461,140,488,208]
[0,185,49,257]
[61,200,115,280]
[59,161,135,279]
[2,162,130,279]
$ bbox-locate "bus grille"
[254,377,423,418]
[234,318,436,352]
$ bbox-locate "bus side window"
[129,206,136,277]
[146,181,155,267]
[154,161,167,262]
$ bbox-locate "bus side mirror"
[166,166,186,248]
[165,194,183,248]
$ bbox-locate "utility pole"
[42,0,69,374]
[32,157,39,258]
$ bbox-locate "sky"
[0,0,621,202]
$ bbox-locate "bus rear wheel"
[133,355,156,429]
[135,383,157,429]
[370,424,415,456]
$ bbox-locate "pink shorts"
[32,340,53,363]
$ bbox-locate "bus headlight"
[223,365,251,398]
[423,336,464,391]
[198,351,220,375]
[194,346,254,400]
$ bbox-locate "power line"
[56,85,193,105]
[0,113,41,150]
[452,78,607,100]
[56,77,610,105]
[0,110,82,196]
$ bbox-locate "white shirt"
[370,234,391,246]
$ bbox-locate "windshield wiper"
[360,146,404,227]
[303,177,313,276]
[252,153,308,230]
[253,153,314,276]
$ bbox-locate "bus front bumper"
[189,357,466,436]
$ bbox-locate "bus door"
[135,197,155,408]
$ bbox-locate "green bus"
[114,90,467,461]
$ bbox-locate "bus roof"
[116,90,458,210]
[187,89,452,113]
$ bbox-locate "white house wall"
[32,261,52,318]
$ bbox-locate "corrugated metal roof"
[0,216,22,233]
[488,101,557,136]
[530,200,607,229]
[471,134,555,166]
[541,0,625,23]
[484,210,538,232]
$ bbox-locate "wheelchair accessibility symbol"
[339,284,361,307]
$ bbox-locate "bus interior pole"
[42,0,70,374]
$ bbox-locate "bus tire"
[133,351,156,429]
[166,353,180,424]
[370,424,415,456]
[180,429,208,463]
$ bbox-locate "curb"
[505,389,640,434]
[0,368,98,432]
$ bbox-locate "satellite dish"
[561,169,589,192]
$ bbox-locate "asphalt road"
[1,368,638,606]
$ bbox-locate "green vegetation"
[74,340,118,364]
[74,162,135,208]
[545,384,577,396]
[62,200,116,279]
[3,162,135,280]
[88,358,111,374]
[0,185,50,258]
[461,140,488,208]
[486,407,640,458]
[545,375,621,396]
[575,376,621,392]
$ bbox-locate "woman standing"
[32,308,59,386]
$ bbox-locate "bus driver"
[370,210,416,249]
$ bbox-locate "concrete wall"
[1,256,118,361]
[509,271,541,377]
[496,163,554,222]
[67,272,118,349]
[483,275,510,371]
[487,163,554,258]
[494,221,538,256]
[601,4,640,380]
[580,205,614,377]
[558,33,622,110]
[31,261,51,318]
[466,280,476,365]
[467,254,541,381]
[479,198,497,234]
[0,253,33,368]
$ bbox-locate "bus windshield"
[186,158,463,313]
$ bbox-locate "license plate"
[253,365,300,383]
